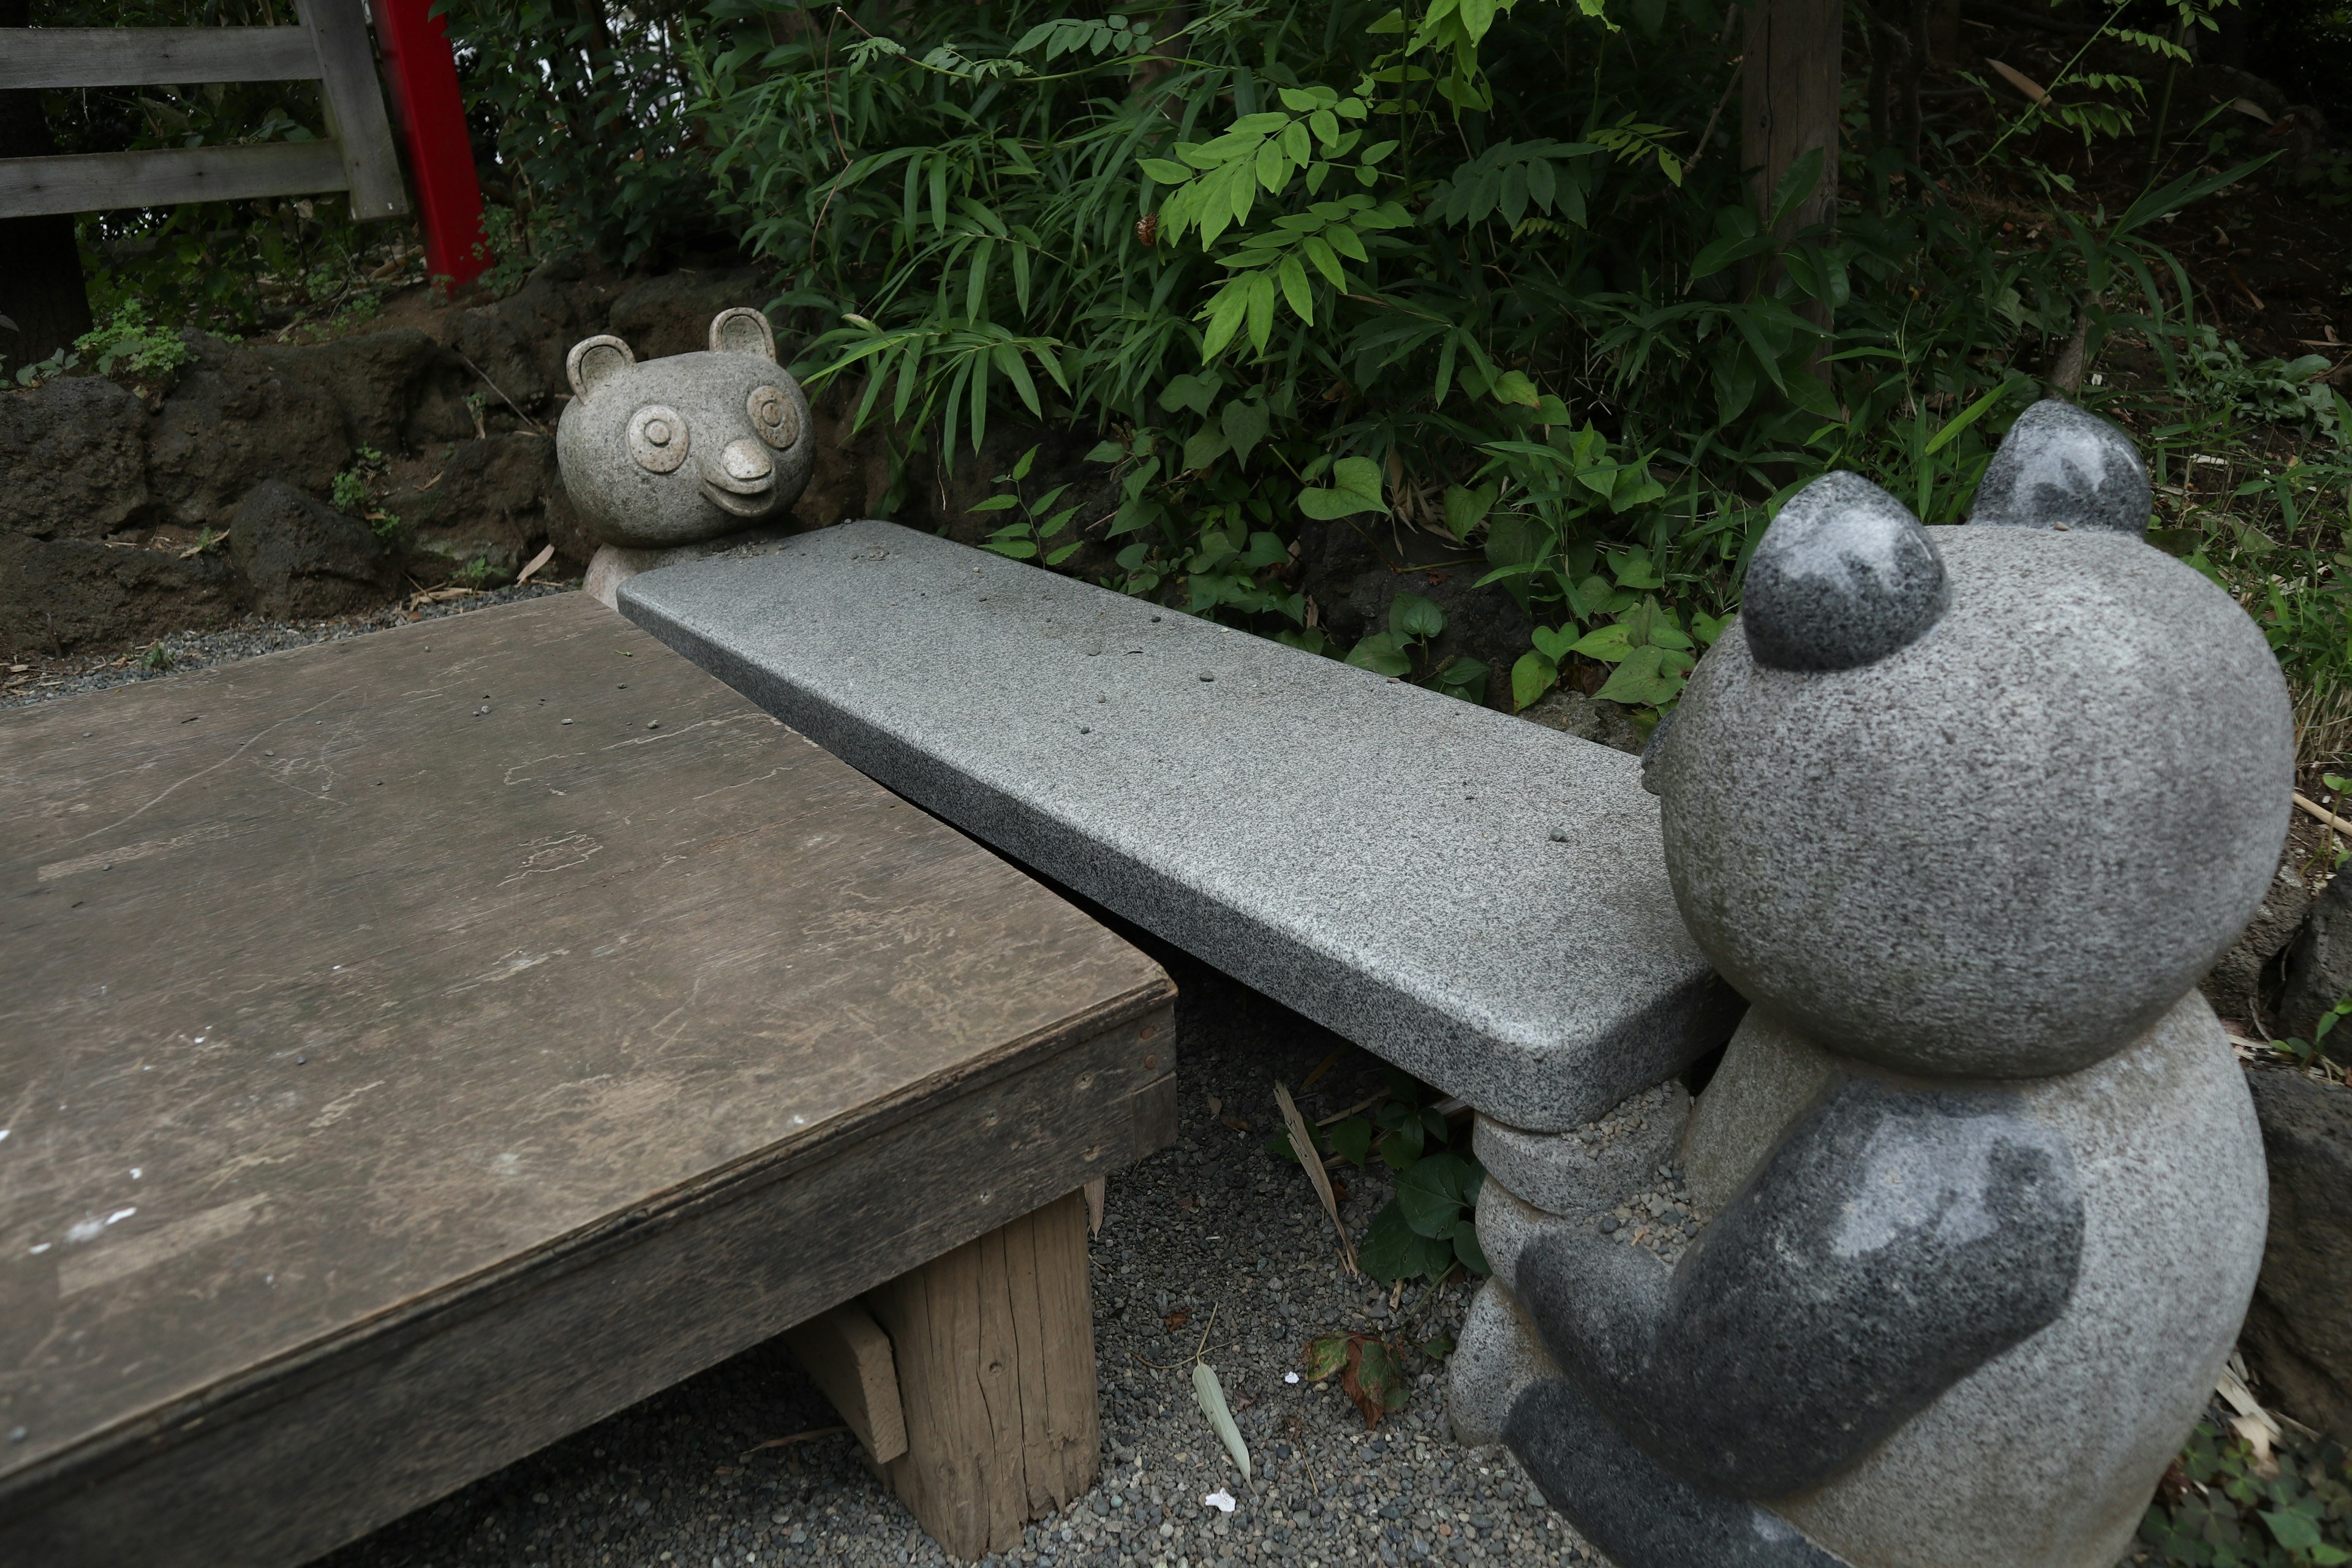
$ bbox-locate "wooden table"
[0,596,1175,1565]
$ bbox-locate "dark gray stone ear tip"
[1969,398,2152,535]
[1741,472,1950,673]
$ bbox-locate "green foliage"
[24,0,407,339]
[682,0,2268,729]
[13,301,194,391]
[440,1,722,271]
[2137,1418,2352,1566]
[1280,1069,1487,1284]
[974,445,1085,564]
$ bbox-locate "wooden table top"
[0,595,1169,1485]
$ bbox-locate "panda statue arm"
[1510,1079,2083,1510]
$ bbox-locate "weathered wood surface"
[786,1300,910,1464]
[0,27,322,89]
[0,0,405,222]
[0,140,353,219]
[298,0,405,221]
[873,1189,1102,1558]
[0,595,1175,1566]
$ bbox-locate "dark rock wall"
[0,261,901,660]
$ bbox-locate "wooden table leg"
[864,1188,1101,1560]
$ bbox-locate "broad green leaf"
[1442,483,1494,539]
[1511,650,1558,711]
[1344,632,1412,676]
[1305,1335,1351,1381]
[1011,444,1038,481]
[1431,657,1487,702]
[1298,454,1385,519]
[1491,370,1540,407]
[1593,643,1687,706]
[1244,271,1278,350]
[1184,424,1231,472]
[1223,399,1271,464]
[1358,1202,1452,1288]
[1570,622,1632,660]
[1453,1226,1490,1275]
[1389,591,1446,641]
[1327,1115,1374,1165]
[969,494,1020,513]
[1277,252,1314,325]
[2262,1509,2323,1550]
[1531,624,1576,662]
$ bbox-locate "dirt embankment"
[0,261,919,660]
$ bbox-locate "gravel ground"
[317,956,1608,1568]
[0,581,577,712]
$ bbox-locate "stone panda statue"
[555,307,814,608]
[1501,401,2291,1568]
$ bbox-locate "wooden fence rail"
[0,0,406,223]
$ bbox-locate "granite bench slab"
[619,519,1736,1131]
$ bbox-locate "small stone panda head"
[555,308,815,549]
[1647,401,2291,1079]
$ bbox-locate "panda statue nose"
[710,438,774,492]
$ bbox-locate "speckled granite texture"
[1510,435,2286,1568]
[1738,472,1950,671]
[555,311,813,549]
[1654,524,2292,1079]
[1970,398,2152,534]
[619,519,1740,1131]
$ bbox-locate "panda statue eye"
[748,385,799,450]
[627,405,690,473]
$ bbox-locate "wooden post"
[865,1190,1102,1560]
[1742,0,1842,240]
[371,0,489,293]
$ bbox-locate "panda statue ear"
[1743,472,1951,671]
[1970,398,2150,533]
[709,307,777,362]
[566,334,636,399]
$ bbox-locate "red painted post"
[372,0,490,293]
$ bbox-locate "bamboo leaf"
[1193,1362,1253,1483]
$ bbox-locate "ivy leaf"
[1223,399,1271,464]
[1570,622,1632,661]
[1442,483,1495,539]
[1304,1334,1352,1382]
[1389,591,1446,640]
[1298,454,1386,519]
[1345,632,1412,677]
[1327,1115,1376,1165]
[1593,643,1688,706]
[1395,1149,1481,1238]
[1511,650,1558,711]
[1530,625,1576,662]
[1490,369,1540,407]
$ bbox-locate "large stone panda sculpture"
[1502,401,2290,1568]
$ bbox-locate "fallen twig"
[2294,793,2352,837]
[739,1426,850,1461]
[453,349,550,435]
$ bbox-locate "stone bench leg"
[818,1189,1099,1560]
